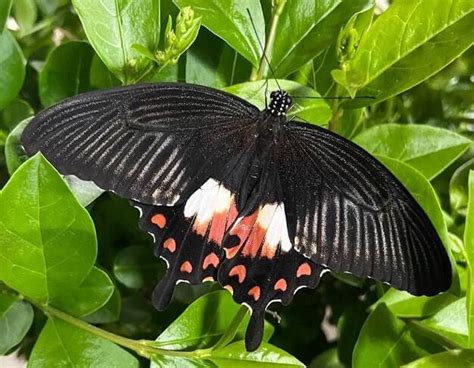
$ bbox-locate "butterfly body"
[21,82,452,351]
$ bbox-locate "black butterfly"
[21,82,452,351]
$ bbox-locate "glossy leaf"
[0,30,25,110]
[420,298,467,347]
[0,294,34,355]
[13,0,37,37]
[153,291,273,350]
[372,288,457,319]
[28,318,140,368]
[353,304,428,368]
[174,0,265,68]
[39,41,95,107]
[272,0,373,78]
[84,287,121,324]
[466,171,474,347]
[354,124,472,180]
[450,159,474,218]
[0,98,34,131]
[224,79,332,125]
[71,0,160,83]
[309,348,345,368]
[208,341,305,367]
[401,350,474,368]
[113,245,160,289]
[51,267,115,317]
[0,154,97,303]
[333,0,474,107]
[0,0,12,31]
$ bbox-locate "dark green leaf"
[0,294,34,355]
[0,154,97,303]
[333,0,474,107]
[353,304,428,368]
[4,117,30,175]
[465,170,474,347]
[0,30,25,110]
[309,348,345,368]
[51,267,115,317]
[354,124,472,180]
[401,349,474,367]
[419,298,467,347]
[174,0,265,68]
[208,341,305,367]
[39,41,95,107]
[0,98,34,131]
[28,318,140,368]
[84,287,121,324]
[272,0,373,78]
[72,0,160,84]
[113,245,160,289]
[224,79,331,125]
[0,0,12,32]
[89,54,122,90]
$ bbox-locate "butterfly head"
[269,90,292,116]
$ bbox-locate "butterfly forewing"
[21,83,260,205]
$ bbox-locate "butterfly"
[21,82,452,351]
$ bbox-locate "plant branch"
[253,0,287,81]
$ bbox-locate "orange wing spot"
[162,238,176,252]
[260,241,277,259]
[242,224,266,258]
[297,262,312,278]
[224,285,234,294]
[229,265,246,283]
[203,252,220,270]
[274,278,288,292]
[208,210,228,245]
[229,212,258,246]
[225,245,241,259]
[180,261,193,273]
[248,286,261,301]
[151,214,166,228]
[226,199,239,230]
[202,276,214,282]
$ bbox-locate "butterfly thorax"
[268,90,292,116]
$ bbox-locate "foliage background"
[0,0,473,367]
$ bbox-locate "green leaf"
[207,341,305,367]
[0,30,25,110]
[353,304,428,368]
[89,54,122,90]
[113,245,160,289]
[271,0,373,78]
[0,98,34,131]
[35,0,67,15]
[153,290,272,350]
[174,0,265,68]
[0,0,12,32]
[353,124,472,180]
[224,79,331,125]
[401,349,474,368]
[419,298,468,348]
[151,355,208,368]
[333,0,474,107]
[309,348,345,368]
[72,0,160,84]
[51,267,115,317]
[0,154,97,303]
[0,294,34,355]
[372,288,457,318]
[13,0,37,37]
[465,170,474,347]
[28,318,139,368]
[450,158,474,218]
[84,287,121,324]
[39,41,95,107]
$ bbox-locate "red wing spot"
[225,245,241,259]
[274,278,288,292]
[163,238,176,252]
[151,214,166,228]
[248,286,261,301]
[180,261,193,273]
[297,262,312,278]
[229,265,246,283]
[203,252,220,270]
[224,285,234,294]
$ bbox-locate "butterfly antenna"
[246,8,281,92]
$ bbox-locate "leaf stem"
[254,0,287,81]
